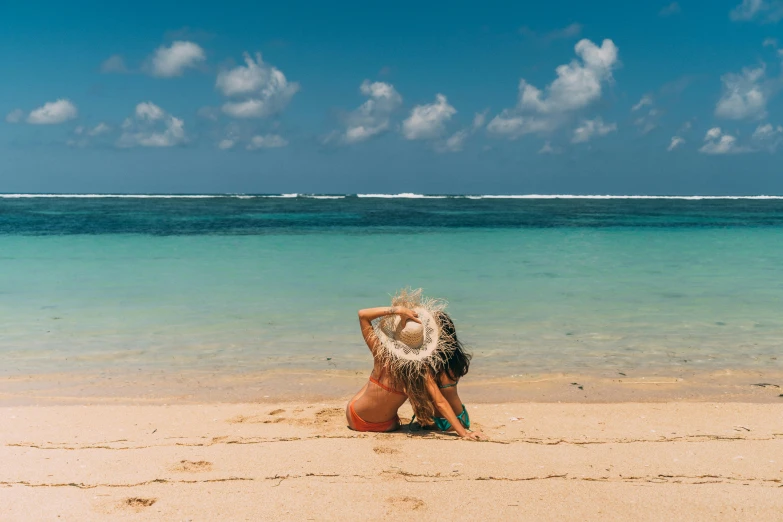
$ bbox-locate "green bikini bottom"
[433,405,470,432]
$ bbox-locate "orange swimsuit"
[348,376,406,432]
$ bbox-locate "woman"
[345,288,483,440]
[421,312,474,433]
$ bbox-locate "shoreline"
[2,368,782,406]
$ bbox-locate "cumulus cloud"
[401,94,457,140]
[27,99,78,124]
[730,0,783,23]
[217,52,299,118]
[699,127,749,154]
[659,2,682,16]
[148,41,205,77]
[247,134,288,150]
[763,37,778,47]
[571,117,617,143]
[667,136,685,151]
[487,38,618,139]
[5,109,24,123]
[101,55,129,73]
[328,80,402,144]
[117,102,186,147]
[714,66,768,120]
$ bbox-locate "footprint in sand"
[227,410,286,424]
[386,496,425,511]
[171,460,213,473]
[123,498,157,511]
[373,446,399,455]
[314,408,343,423]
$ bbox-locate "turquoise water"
[1,196,782,379]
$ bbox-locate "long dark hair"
[405,311,472,426]
[436,312,471,381]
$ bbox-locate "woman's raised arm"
[358,307,421,353]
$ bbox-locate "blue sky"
[1,0,782,194]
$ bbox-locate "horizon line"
[1,193,783,200]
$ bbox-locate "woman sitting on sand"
[346,288,483,440]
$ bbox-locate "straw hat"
[373,288,454,377]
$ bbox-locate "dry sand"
[2,401,782,521]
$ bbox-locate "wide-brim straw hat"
[373,288,454,377]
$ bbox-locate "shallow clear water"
[1,196,782,379]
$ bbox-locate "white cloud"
[437,129,469,152]
[117,102,186,148]
[330,80,402,144]
[631,95,652,112]
[67,122,112,148]
[667,136,685,151]
[659,2,682,16]
[763,37,779,47]
[401,94,456,140]
[730,0,783,22]
[5,109,24,123]
[699,127,750,154]
[101,55,129,73]
[149,41,205,77]
[217,53,299,118]
[538,141,562,154]
[135,102,165,121]
[518,39,618,114]
[752,122,783,151]
[715,66,768,120]
[247,134,288,150]
[571,117,617,143]
[88,122,111,136]
[218,139,236,150]
[27,99,78,124]
[752,122,782,139]
[434,111,489,152]
[488,38,618,138]
[486,114,559,137]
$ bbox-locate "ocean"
[1,194,782,397]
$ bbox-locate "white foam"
[357,193,448,199]
[300,195,345,199]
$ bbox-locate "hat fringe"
[372,287,456,382]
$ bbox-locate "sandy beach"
[2,400,782,521]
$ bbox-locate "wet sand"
[2,367,783,405]
[2,401,782,521]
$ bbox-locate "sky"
[1,0,782,195]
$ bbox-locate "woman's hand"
[393,307,421,324]
[461,430,486,441]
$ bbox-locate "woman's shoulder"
[437,373,459,388]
